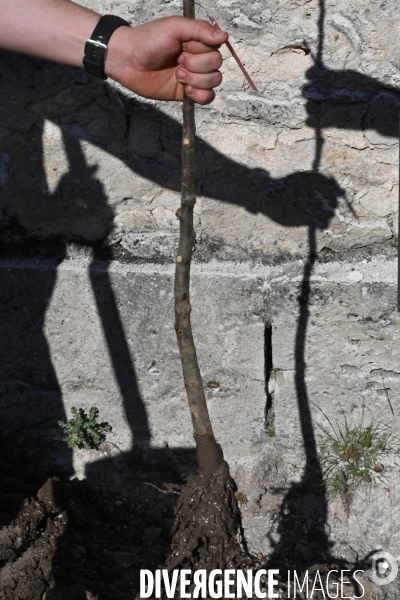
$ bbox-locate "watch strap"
[83,15,130,80]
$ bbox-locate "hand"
[105,16,229,105]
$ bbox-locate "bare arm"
[0,0,228,104]
[0,0,99,67]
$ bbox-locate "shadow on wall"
[0,6,398,592]
[1,56,398,260]
[265,1,398,583]
[0,50,345,478]
[0,49,348,478]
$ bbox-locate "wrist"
[104,25,138,84]
[70,12,101,68]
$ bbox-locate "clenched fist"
[106,17,228,105]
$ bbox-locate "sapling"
[167,0,248,574]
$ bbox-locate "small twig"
[208,16,260,94]
[104,440,124,453]
[382,377,395,416]
[193,1,260,94]
[145,482,182,495]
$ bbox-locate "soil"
[0,435,373,600]
[168,460,248,572]
[0,436,195,600]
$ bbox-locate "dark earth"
[0,434,195,600]
[0,432,375,600]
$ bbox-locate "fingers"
[176,67,222,91]
[175,65,221,105]
[171,17,229,47]
[182,40,222,55]
[177,50,222,73]
[170,17,227,104]
[185,86,216,106]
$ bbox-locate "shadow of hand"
[303,64,400,139]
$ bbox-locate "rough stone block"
[0,259,267,466]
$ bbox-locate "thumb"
[175,17,229,46]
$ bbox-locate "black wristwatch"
[83,14,130,80]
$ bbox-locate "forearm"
[0,0,100,67]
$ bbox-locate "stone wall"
[0,0,399,569]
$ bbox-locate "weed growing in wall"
[316,410,400,496]
[58,406,112,450]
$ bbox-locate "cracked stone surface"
[0,0,398,260]
[0,259,266,463]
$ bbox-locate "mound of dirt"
[0,441,193,600]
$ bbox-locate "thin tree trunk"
[167,3,249,574]
[174,0,222,474]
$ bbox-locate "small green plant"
[58,406,112,450]
[315,407,400,496]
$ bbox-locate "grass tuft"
[314,406,400,496]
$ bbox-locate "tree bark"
[174,0,222,474]
[167,3,248,574]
